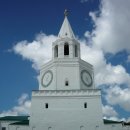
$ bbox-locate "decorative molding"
[32,89,101,97]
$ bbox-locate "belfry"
[39,10,94,91]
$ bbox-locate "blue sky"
[0,0,130,121]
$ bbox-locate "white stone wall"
[104,124,123,130]
[1,120,128,130]
[39,58,94,91]
[30,90,103,130]
[122,125,130,130]
[0,122,1,130]
[39,59,80,90]
[9,125,30,130]
[0,121,15,130]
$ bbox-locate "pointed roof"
[58,10,75,39]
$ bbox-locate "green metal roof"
[10,120,29,125]
[103,119,122,124]
[0,116,29,121]
[0,116,124,125]
[123,122,130,126]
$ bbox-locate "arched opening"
[65,80,69,86]
[45,103,48,109]
[80,126,85,130]
[48,127,52,130]
[64,43,69,55]
[54,45,58,57]
[75,45,78,57]
[84,102,87,108]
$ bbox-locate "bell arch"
[75,44,78,57]
[64,43,69,56]
[54,45,58,57]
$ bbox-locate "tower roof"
[58,10,75,39]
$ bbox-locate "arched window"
[54,45,58,57]
[80,126,85,130]
[45,103,48,109]
[65,80,69,86]
[75,45,78,57]
[84,102,87,108]
[64,43,69,55]
[48,127,52,130]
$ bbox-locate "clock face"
[81,70,92,87]
[41,70,53,87]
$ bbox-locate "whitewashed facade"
[0,11,129,130]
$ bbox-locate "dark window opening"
[84,102,87,108]
[54,45,58,57]
[65,81,69,86]
[64,43,69,55]
[75,45,78,57]
[45,103,48,109]
[2,127,6,130]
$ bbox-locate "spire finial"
[64,9,69,17]
[58,9,75,39]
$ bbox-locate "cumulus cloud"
[86,0,130,54]
[80,40,130,86]
[102,105,118,117]
[0,94,31,117]
[104,85,130,112]
[13,33,57,70]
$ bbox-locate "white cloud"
[102,105,118,117]
[0,94,31,117]
[105,85,130,112]
[80,40,130,86]
[13,33,57,70]
[86,0,130,54]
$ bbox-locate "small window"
[64,43,69,55]
[84,102,87,108]
[75,45,78,57]
[2,127,6,130]
[45,103,48,109]
[54,45,58,57]
[65,80,69,86]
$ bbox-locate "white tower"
[39,10,94,91]
[30,10,104,130]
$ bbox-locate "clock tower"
[39,10,95,91]
[30,10,104,130]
